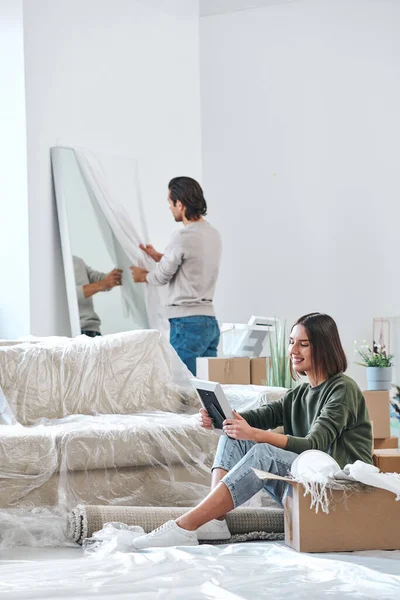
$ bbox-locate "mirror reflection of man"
[130,176,222,375]
[73,256,123,337]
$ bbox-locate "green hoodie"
[241,373,373,468]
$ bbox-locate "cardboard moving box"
[374,436,399,450]
[250,357,268,385]
[196,357,250,385]
[253,468,400,553]
[362,390,391,439]
[373,449,400,473]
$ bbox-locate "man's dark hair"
[168,176,207,221]
[290,312,347,380]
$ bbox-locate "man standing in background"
[131,176,222,375]
[73,256,122,336]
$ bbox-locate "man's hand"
[139,244,163,263]
[130,266,149,283]
[222,411,256,441]
[100,268,123,291]
[83,268,122,298]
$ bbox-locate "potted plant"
[267,320,297,389]
[354,341,394,391]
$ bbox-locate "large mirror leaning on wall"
[51,147,167,337]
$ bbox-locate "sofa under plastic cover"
[0,330,286,509]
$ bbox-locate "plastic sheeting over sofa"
[0,330,286,510]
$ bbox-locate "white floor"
[1,542,400,599]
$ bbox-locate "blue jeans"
[169,316,220,376]
[212,435,298,507]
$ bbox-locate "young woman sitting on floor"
[130,312,373,548]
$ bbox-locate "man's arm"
[87,267,122,287]
[76,279,114,301]
[80,281,107,299]
[85,265,107,283]
[77,268,122,299]
[140,244,163,263]
[146,249,183,285]
[132,236,183,286]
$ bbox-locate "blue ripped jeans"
[169,316,220,376]
[212,435,298,507]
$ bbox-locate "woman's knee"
[244,443,295,478]
[217,435,245,454]
[246,442,274,460]
[212,436,252,472]
[241,442,282,471]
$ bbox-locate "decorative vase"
[366,366,392,391]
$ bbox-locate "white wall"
[200,0,400,383]
[200,0,297,17]
[23,0,202,336]
[0,0,30,338]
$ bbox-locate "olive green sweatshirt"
[241,374,373,468]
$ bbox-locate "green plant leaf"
[267,319,296,389]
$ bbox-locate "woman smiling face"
[288,313,347,387]
[289,324,313,375]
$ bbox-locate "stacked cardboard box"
[373,449,400,472]
[362,390,400,473]
[196,357,250,385]
[249,357,268,385]
[197,356,271,385]
[363,390,391,440]
[373,436,399,450]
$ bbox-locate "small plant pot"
[366,366,392,391]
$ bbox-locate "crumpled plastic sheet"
[0,544,400,599]
[221,384,287,412]
[0,330,199,424]
[0,507,74,549]
[0,330,283,548]
[83,521,147,556]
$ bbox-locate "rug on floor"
[201,531,284,544]
[68,505,284,544]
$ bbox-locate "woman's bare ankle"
[175,517,197,531]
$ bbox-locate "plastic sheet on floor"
[0,507,75,549]
[0,543,400,599]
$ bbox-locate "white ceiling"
[200,0,299,17]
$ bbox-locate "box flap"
[252,467,295,485]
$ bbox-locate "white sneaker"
[131,520,198,550]
[196,519,231,541]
